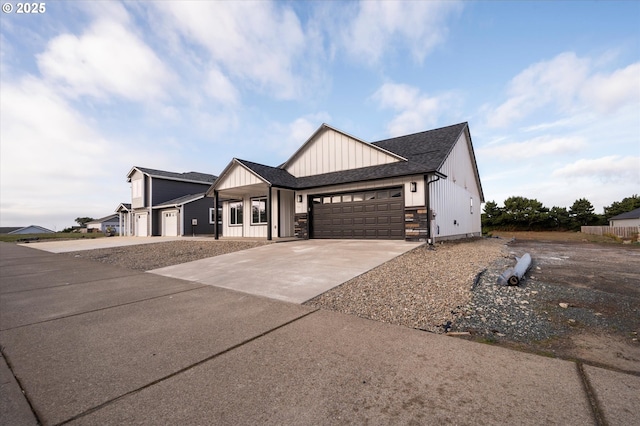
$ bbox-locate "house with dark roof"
[207,122,483,242]
[126,167,218,236]
[608,207,640,227]
[7,225,55,235]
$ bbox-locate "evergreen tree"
[569,198,596,229]
[548,206,570,229]
[481,200,503,228]
[604,194,640,218]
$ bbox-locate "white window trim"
[229,201,243,226]
[251,197,268,225]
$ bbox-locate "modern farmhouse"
[207,122,483,242]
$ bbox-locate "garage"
[310,187,404,239]
[162,210,179,237]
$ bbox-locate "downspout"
[180,204,184,236]
[424,173,443,246]
[213,190,219,240]
[267,186,272,241]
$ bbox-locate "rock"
[559,303,569,309]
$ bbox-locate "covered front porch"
[208,158,298,241]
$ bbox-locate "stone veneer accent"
[294,213,309,239]
[404,207,429,241]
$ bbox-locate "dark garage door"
[311,187,404,239]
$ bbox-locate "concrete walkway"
[150,239,421,303]
[1,243,638,425]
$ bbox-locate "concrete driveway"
[150,239,421,303]
[20,236,188,253]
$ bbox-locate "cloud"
[486,52,640,128]
[267,112,332,157]
[205,66,240,105]
[36,17,174,102]
[341,1,461,64]
[0,76,135,227]
[152,1,313,100]
[372,82,455,136]
[477,136,587,160]
[552,155,640,183]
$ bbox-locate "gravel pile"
[66,240,268,271]
[305,238,508,333]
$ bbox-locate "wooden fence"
[581,226,639,239]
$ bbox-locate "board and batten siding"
[285,128,401,178]
[430,131,482,239]
[131,170,145,209]
[295,175,424,215]
[217,163,263,190]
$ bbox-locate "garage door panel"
[311,186,404,240]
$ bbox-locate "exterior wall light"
[410,182,417,192]
[297,195,303,203]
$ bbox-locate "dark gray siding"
[152,179,211,205]
[183,198,219,236]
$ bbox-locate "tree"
[547,206,571,229]
[481,200,504,228]
[502,196,549,230]
[569,198,596,229]
[604,194,640,218]
[75,217,94,228]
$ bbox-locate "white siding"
[131,170,144,208]
[278,190,295,238]
[217,164,263,190]
[295,175,424,214]
[285,128,401,177]
[430,132,482,239]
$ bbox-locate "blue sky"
[1,1,638,230]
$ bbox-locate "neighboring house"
[127,167,218,236]
[86,214,120,233]
[207,122,483,242]
[7,225,55,234]
[0,227,22,234]
[608,207,640,227]
[153,193,222,236]
[115,203,133,236]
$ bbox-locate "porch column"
[267,186,272,241]
[214,190,219,240]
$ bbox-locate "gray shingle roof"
[133,167,217,184]
[236,159,299,189]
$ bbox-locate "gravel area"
[305,238,508,333]
[65,240,268,271]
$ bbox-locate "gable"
[215,160,267,191]
[283,125,404,178]
[437,128,484,201]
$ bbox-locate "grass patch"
[0,233,106,243]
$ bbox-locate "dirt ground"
[481,232,640,374]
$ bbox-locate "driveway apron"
[149,239,421,303]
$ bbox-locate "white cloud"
[342,1,461,64]
[486,52,640,128]
[152,1,311,100]
[205,66,240,105]
[552,155,640,183]
[267,112,332,157]
[37,18,174,102]
[0,76,135,227]
[477,136,587,160]
[582,62,640,113]
[372,82,455,136]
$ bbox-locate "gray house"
[208,122,483,242]
[126,167,218,237]
[86,214,120,234]
[6,225,55,235]
[608,207,640,227]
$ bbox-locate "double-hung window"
[230,201,243,225]
[251,197,267,225]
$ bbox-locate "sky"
[1,1,639,230]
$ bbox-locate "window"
[353,193,364,202]
[342,195,352,202]
[132,179,142,198]
[229,201,243,225]
[251,197,267,224]
[470,197,474,214]
[209,207,223,224]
